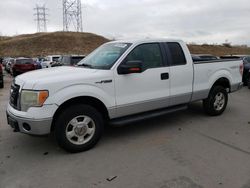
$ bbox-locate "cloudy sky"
[0,0,249,45]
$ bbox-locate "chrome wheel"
[214,92,225,111]
[66,115,95,145]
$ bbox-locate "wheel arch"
[210,77,231,92]
[51,96,110,132]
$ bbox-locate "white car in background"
[5,58,14,73]
[41,55,61,68]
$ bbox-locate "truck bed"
[191,59,242,101]
[193,59,240,64]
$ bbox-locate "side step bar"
[109,104,188,127]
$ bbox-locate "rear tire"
[55,104,104,153]
[203,86,228,116]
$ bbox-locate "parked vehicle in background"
[2,57,10,68]
[5,58,14,73]
[220,55,250,86]
[52,55,85,67]
[10,58,36,77]
[41,55,60,68]
[248,69,250,89]
[242,57,250,86]
[0,63,3,88]
[192,54,219,62]
[6,39,243,152]
[33,57,45,69]
[248,72,250,89]
[2,58,7,67]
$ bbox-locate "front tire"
[55,104,104,153]
[203,86,228,116]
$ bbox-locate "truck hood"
[16,67,105,89]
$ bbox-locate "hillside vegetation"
[0,32,250,57]
[0,32,109,57]
[188,44,250,56]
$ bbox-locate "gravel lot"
[0,73,250,188]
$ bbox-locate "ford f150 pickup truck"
[6,39,243,152]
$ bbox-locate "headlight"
[20,90,49,111]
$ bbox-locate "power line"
[34,4,48,32]
[63,0,83,32]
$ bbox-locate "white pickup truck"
[7,39,243,152]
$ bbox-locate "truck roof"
[108,38,184,44]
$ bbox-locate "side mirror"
[118,60,143,75]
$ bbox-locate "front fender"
[44,84,115,109]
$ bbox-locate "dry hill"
[0,32,109,57]
[0,32,250,57]
[188,44,250,56]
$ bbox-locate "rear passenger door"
[114,43,170,118]
[164,42,193,106]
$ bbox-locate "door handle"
[161,73,169,80]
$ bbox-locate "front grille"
[10,83,20,110]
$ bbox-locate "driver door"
[114,43,170,118]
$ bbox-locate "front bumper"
[6,107,53,136]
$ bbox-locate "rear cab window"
[165,42,187,66]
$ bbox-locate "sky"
[0,0,249,45]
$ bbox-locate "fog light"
[23,123,31,131]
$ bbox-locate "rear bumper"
[6,106,53,136]
[231,82,243,93]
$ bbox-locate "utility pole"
[63,0,83,32]
[34,4,48,33]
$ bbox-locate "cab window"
[167,42,187,66]
[124,43,163,71]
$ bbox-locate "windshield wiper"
[78,63,93,68]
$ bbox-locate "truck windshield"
[78,43,132,70]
